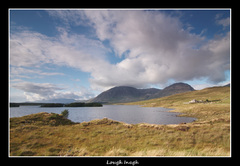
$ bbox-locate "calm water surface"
[10,105,195,124]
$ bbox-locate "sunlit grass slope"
[10,86,230,156]
[126,86,230,122]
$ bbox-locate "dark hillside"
[90,83,194,103]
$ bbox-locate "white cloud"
[12,82,63,96]
[10,66,64,79]
[216,17,230,28]
[10,10,230,94]
[10,27,111,78]
[11,81,95,101]
[81,10,230,89]
[11,28,109,69]
[10,31,52,67]
[47,10,86,27]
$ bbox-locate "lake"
[10,105,195,124]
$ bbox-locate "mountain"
[90,82,194,104]
[152,82,195,98]
[223,83,230,87]
[89,86,160,103]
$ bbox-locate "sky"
[9,9,231,102]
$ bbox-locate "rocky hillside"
[90,82,194,103]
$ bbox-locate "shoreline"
[10,104,195,125]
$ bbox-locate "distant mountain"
[223,83,230,87]
[89,86,160,103]
[90,82,194,104]
[152,82,195,98]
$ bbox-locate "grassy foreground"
[10,86,230,156]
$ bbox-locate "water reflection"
[10,105,195,124]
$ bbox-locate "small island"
[10,103,20,107]
[64,102,103,107]
[40,103,64,107]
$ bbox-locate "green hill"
[126,86,230,123]
[126,86,230,107]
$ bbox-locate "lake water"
[10,105,195,124]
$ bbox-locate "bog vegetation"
[9,86,230,156]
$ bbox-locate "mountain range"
[27,82,230,104]
[89,82,195,103]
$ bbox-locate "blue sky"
[9,9,230,102]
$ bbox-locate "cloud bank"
[11,82,95,101]
[82,10,230,89]
[10,10,230,101]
